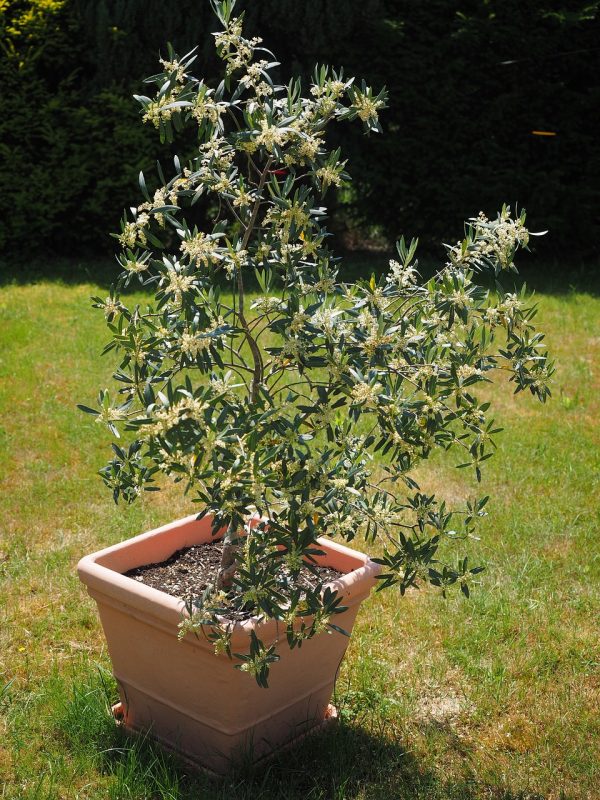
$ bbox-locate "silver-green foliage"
[82,0,553,686]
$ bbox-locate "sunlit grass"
[1,276,598,799]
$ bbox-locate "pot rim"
[77,513,380,636]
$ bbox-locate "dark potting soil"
[124,540,344,611]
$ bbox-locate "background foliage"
[1,0,599,261]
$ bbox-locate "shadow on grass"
[0,257,125,290]
[1,252,598,297]
[339,252,600,298]
[48,666,557,800]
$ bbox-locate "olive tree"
[81,0,553,686]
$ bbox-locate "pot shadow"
[88,710,551,800]
[55,668,551,799]
[97,719,423,799]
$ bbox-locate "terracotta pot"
[77,513,379,774]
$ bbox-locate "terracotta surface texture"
[78,514,380,773]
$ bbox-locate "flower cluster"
[447,207,532,273]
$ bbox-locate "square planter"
[77,514,379,774]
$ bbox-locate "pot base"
[111,701,338,775]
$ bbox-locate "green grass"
[1,271,599,799]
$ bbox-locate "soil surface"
[124,541,344,606]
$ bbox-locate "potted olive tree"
[77,0,552,774]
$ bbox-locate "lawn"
[0,266,598,799]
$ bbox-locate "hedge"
[0,0,598,261]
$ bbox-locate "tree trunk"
[217,522,238,591]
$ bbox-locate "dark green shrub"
[0,0,598,261]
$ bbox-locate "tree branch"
[236,157,273,403]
